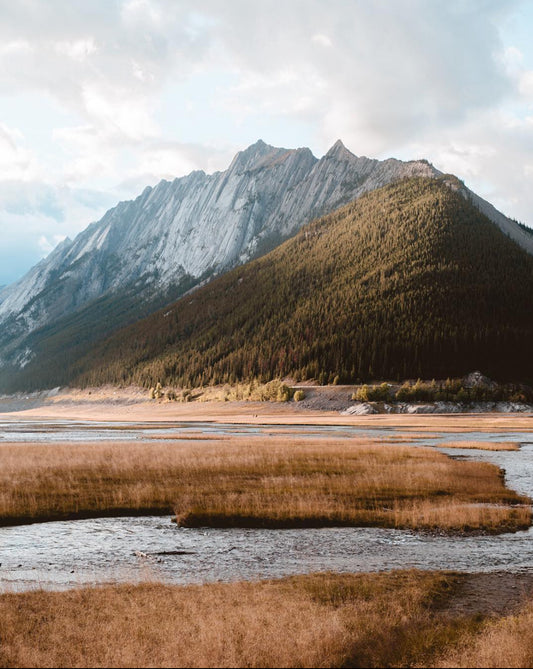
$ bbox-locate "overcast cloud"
[0,0,532,285]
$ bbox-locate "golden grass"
[438,441,519,451]
[432,600,533,668]
[0,437,529,532]
[0,571,474,668]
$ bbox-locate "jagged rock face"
[0,138,529,379]
[0,140,440,371]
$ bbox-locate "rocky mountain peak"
[325,139,355,161]
[228,139,289,172]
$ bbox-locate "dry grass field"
[431,601,533,668]
[437,441,520,451]
[0,570,477,669]
[0,437,529,532]
[3,570,533,668]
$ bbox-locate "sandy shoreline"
[1,386,533,432]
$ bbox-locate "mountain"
[0,140,443,391]
[68,176,533,389]
[1,140,532,392]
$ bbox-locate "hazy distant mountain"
[75,177,533,389]
[0,140,447,390]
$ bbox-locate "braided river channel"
[1,419,533,591]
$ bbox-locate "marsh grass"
[432,601,533,668]
[0,438,529,531]
[0,571,477,668]
[439,441,519,451]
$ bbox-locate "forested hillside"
[0,140,444,393]
[50,177,533,387]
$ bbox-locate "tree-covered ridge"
[76,177,533,388]
[518,221,533,236]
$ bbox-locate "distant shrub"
[395,382,413,402]
[293,390,305,402]
[256,379,293,402]
[396,380,437,402]
[351,377,533,405]
[353,385,369,402]
[276,385,292,402]
[455,387,470,403]
[149,382,164,400]
[317,372,327,386]
[372,383,392,402]
[353,383,391,402]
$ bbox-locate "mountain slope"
[0,140,441,389]
[72,177,533,389]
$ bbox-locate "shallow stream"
[1,419,533,591]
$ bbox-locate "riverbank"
[2,570,533,668]
[2,385,533,431]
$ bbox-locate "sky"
[1,0,533,286]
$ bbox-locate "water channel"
[1,419,533,591]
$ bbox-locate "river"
[1,419,533,591]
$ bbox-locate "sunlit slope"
[76,176,533,387]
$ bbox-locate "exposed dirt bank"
[438,571,533,618]
[1,385,533,431]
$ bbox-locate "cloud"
[207,0,518,153]
[405,108,533,223]
[0,180,116,284]
[519,70,533,99]
[0,123,41,181]
[1,0,533,284]
[0,1,524,170]
[311,34,332,48]
[0,1,213,102]
[0,1,523,146]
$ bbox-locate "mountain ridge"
[72,176,533,390]
[0,140,531,392]
[0,140,443,387]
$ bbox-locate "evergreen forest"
[71,176,533,389]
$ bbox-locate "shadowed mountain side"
[68,177,533,390]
